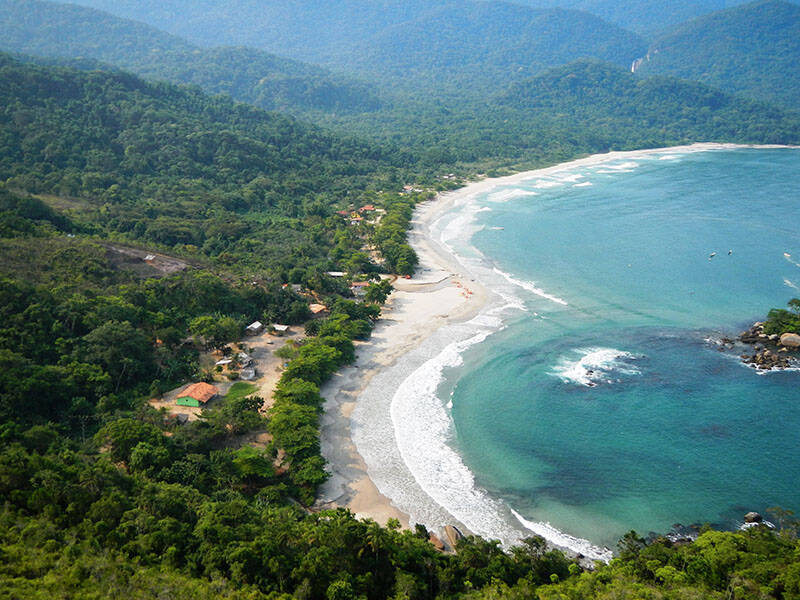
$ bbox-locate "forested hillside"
[0,53,416,270]
[0,0,383,114]
[506,0,788,33]
[633,0,800,109]
[496,60,800,148]
[333,2,645,91]
[59,0,644,91]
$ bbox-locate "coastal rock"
[744,512,763,524]
[428,533,445,552]
[780,332,800,348]
[443,525,465,549]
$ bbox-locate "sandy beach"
[317,189,490,528]
[317,142,796,547]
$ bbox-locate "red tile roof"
[178,382,218,404]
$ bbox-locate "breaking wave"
[551,348,643,387]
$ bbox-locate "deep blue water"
[448,148,800,548]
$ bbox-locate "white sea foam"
[487,188,538,202]
[493,267,569,306]
[532,179,563,189]
[556,173,585,183]
[573,182,593,188]
[476,206,492,212]
[784,279,799,291]
[606,161,640,171]
[390,325,531,546]
[659,155,680,160]
[510,508,613,563]
[551,348,642,387]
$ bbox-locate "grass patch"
[225,382,258,402]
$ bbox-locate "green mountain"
[0,0,382,114]
[0,52,411,269]
[633,0,800,109]
[505,0,776,34]
[60,0,646,90]
[496,60,800,148]
[334,2,646,90]
[58,0,454,62]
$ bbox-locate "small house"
[215,358,233,367]
[326,271,346,278]
[240,367,256,381]
[246,321,263,335]
[350,281,370,297]
[309,303,328,316]
[272,324,290,336]
[176,382,219,408]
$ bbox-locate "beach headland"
[317,142,796,558]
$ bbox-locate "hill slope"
[506,0,780,33]
[60,0,646,90]
[335,2,646,90]
[0,0,382,114]
[0,52,409,268]
[633,0,800,108]
[496,60,800,149]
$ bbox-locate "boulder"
[443,525,465,549]
[744,512,763,524]
[780,332,800,348]
[428,533,445,551]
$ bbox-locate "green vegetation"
[635,0,800,109]
[0,0,383,116]
[764,298,800,335]
[2,3,800,597]
[497,60,800,148]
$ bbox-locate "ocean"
[354,145,800,560]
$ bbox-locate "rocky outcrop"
[443,525,465,549]
[780,332,800,348]
[744,512,763,524]
[737,322,798,370]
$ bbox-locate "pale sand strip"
[317,190,489,526]
[316,142,795,529]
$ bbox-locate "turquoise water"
[448,148,800,549]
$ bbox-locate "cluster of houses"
[336,204,385,226]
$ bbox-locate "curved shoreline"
[317,142,797,557]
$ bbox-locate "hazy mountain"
[334,2,646,90]
[58,0,454,62]
[57,0,645,92]
[503,0,798,34]
[496,59,800,146]
[633,0,800,108]
[0,0,383,114]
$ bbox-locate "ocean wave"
[487,188,538,202]
[532,180,563,189]
[551,348,642,387]
[573,182,592,188]
[492,267,569,306]
[784,278,799,291]
[390,323,532,548]
[510,508,613,563]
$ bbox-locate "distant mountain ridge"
[633,0,800,109]
[60,0,646,89]
[333,2,646,90]
[503,0,788,34]
[496,59,800,147]
[0,0,383,114]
